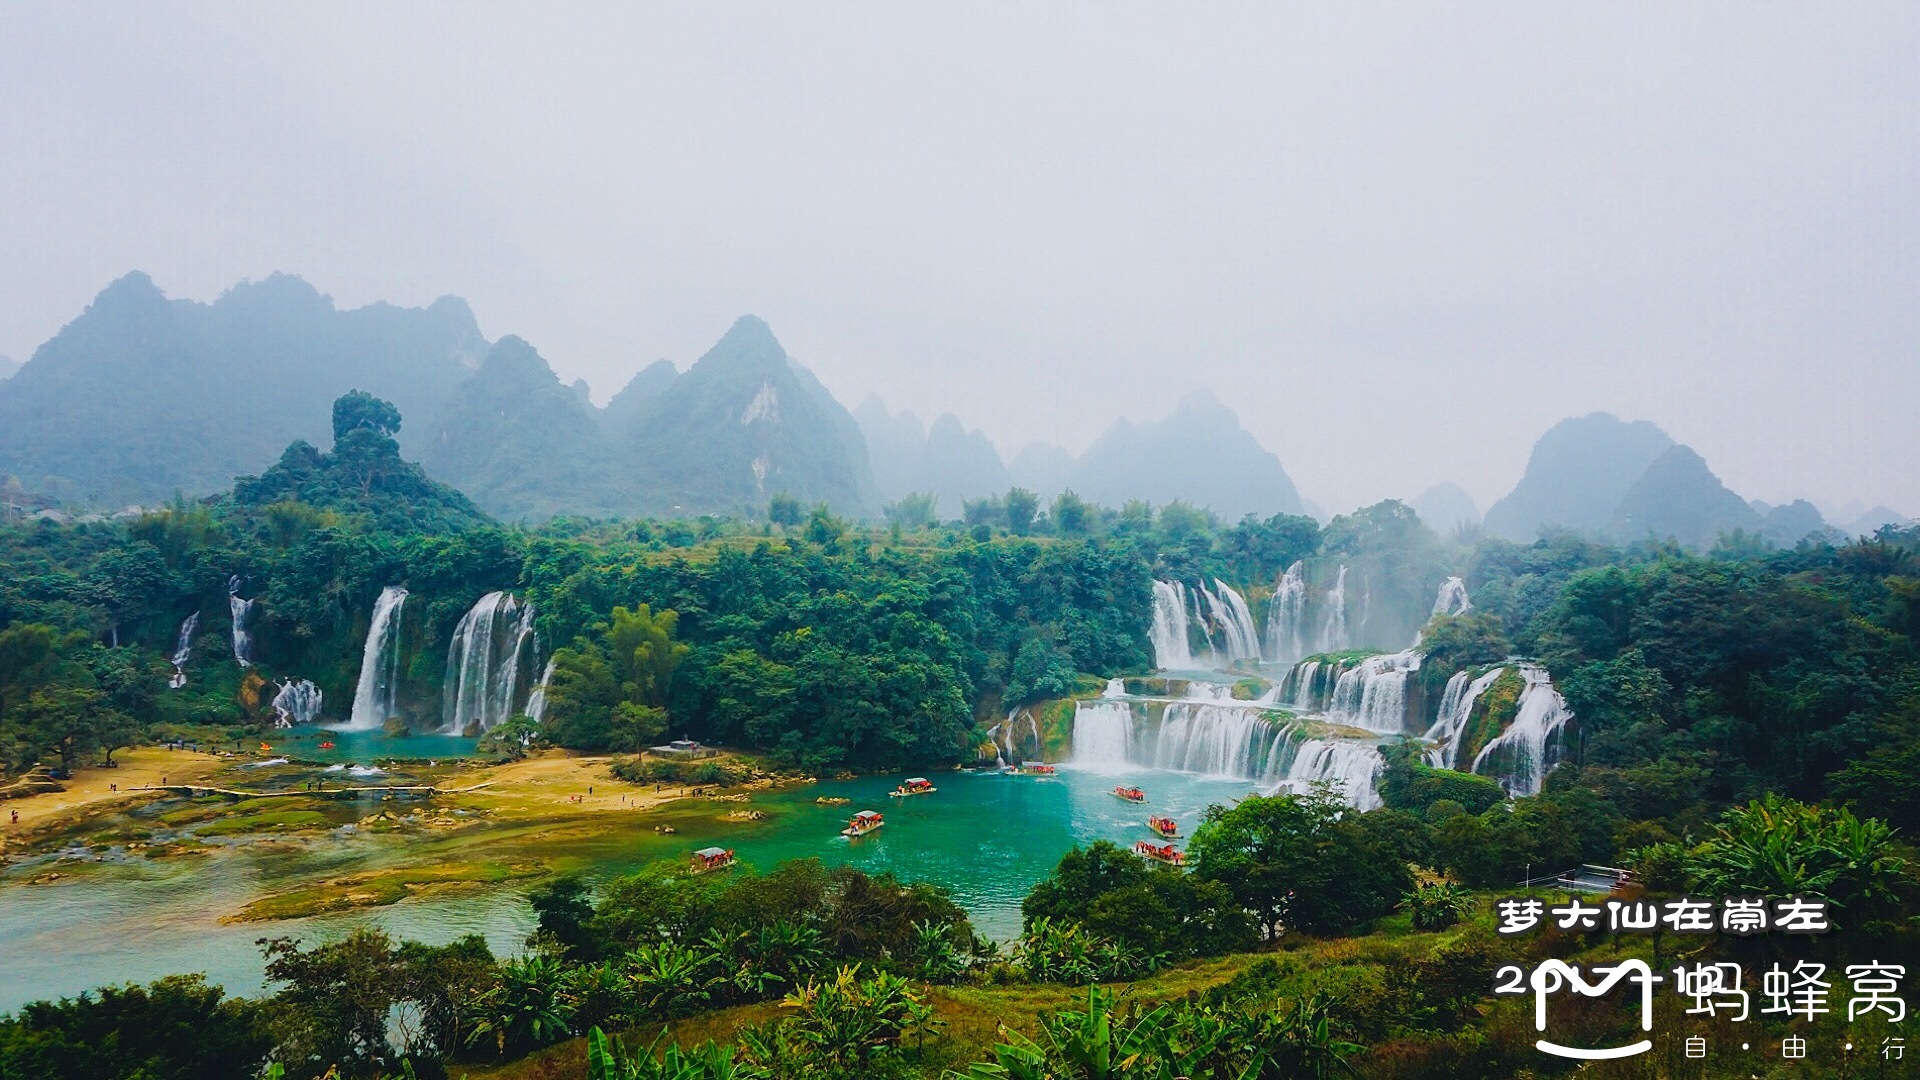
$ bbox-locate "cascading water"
[1263,562,1308,665]
[1282,659,1325,711]
[524,658,557,725]
[270,679,323,728]
[1279,740,1383,811]
[1325,649,1421,734]
[1186,588,1218,658]
[346,586,408,731]
[1422,667,1505,769]
[441,591,537,734]
[167,612,198,689]
[1433,576,1472,617]
[1066,691,1385,809]
[1069,699,1136,770]
[227,576,255,667]
[1205,580,1262,662]
[1469,664,1570,796]
[1149,581,1196,669]
[1316,566,1348,653]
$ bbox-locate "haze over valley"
[0,271,1903,550]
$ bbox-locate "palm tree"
[464,954,575,1058]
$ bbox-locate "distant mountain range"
[0,272,484,506]
[0,355,16,380]
[1475,412,1902,548]
[0,275,879,519]
[0,273,1905,541]
[856,389,1306,522]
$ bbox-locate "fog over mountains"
[0,273,1905,546]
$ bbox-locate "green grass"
[230,859,545,921]
[193,809,331,837]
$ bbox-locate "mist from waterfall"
[271,679,323,727]
[442,591,537,734]
[1263,561,1308,665]
[227,575,255,667]
[1316,566,1349,653]
[1469,664,1571,796]
[168,612,198,689]
[1433,576,1472,617]
[345,586,408,731]
[1422,667,1506,769]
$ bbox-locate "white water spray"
[441,591,537,733]
[1149,581,1196,669]
[1263,562,1308,665]
[271,679,323,728]
[168,612,198,689]
[524,657,557,725]
[227,575,255,666]
[1325,649,1421,734]
[1317,566,1348,653]
[1202,579,1262,663]
[1468,663,1571,796]
[1433,576,1472,617]
[346,586,408,731]
[1422,667,1505,769]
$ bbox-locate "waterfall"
[1316,566,1348,653]
[1469,664,1571,796]
[1279,740,1384,811]
[1070,696,1291,780]
[1282,659,1323,711]
[1433,576,1472,617]
[1423,667,1505,769]
[441,591,537,734]
[270,679,323,728]
[227,575,255,667]
[167,612,198,689]
[1202,579,1261,662]
[1149,581,1195,669]
[1069,699,1136,769]
[1325,649,1421,734]
[346,586,408,731]
[1067,694,1384,808]
[987,705,1048,766]
[1148,699,1297,779]
[1263,561,1308,665]
[1186,588,1218,658]
[1152,579,1262,669]
[524,658,557,725]
[1102,678,1125,698]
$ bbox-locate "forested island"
[5,392,1920,1080]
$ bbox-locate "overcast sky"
[3,4,1915,518]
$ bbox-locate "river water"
[0,762,1250,1012]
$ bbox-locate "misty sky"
[3,4,1915,518]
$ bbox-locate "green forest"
[7,394,1920,1079]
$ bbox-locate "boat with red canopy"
[1112,786,1146,802]
[1134,840,1185,866]
[842,810,885,838]
[1148,816,1179,838]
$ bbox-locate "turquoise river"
[0,757,1252,1013]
